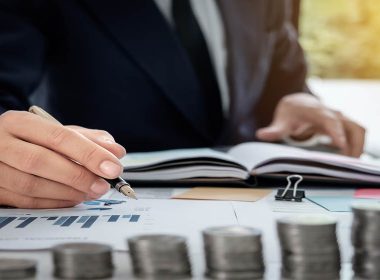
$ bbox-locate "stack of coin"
[128,234,192,279]
[351,203,380,279]
[53,243,113,279]
[0,258,37,279]
[202,226,265,279]
[277,214,341,280]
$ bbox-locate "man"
[0,0,365,208]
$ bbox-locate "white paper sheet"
[0,193,238,251]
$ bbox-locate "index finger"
[343,118,366,157]
[302,109,348,153]
[5,112,123,179]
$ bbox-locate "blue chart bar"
[108,215,120,222]
[48,217,58,221]
[83,201,101,206]
[77,216,89,223]
[53,216,69,226]
[61,216,79,227]
[16,217,37,228]
[82,216,98,228]
[130,215,140,223]
[0,217,17,229]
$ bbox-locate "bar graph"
[83,199,125,206]
[0,214,141,230]
[16,217,37,228]
[0,199,232,251]
[0,217,17,229]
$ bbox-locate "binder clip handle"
[275,174,305,202]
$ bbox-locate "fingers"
[0,188,78,209]
[67,126,126,159]
[316,110,347,151]
[342,117,366,157]
[256,122,289,142]
[0,138,110,197]
[311,112,365,157]
[2,111,123,179]
[0,162,89,202]
[255,94,366,157]
[0,111,121,209]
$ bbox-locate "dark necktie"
[172,0,224,140]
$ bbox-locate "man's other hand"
[256,93,366,157]
[0,111,126,209]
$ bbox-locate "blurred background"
[300,0,380,79]
[290,0,380,157]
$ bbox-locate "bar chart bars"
[0,214,141,230]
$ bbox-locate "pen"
[28,105,137,200]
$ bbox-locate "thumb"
[256,122,288,142]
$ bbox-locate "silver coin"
[282,251,340,270]
[53,243,113,279]
[352,202,380,216]
[53,243,112,256]
[277,215,341,280]
[351,203,380,279]
[205,251,264,272]
[0,258,37,279]
[203,226,262,253]
[202,226,265,277]
[206,269,264,280]
[281,268,340,280]
[128,234,192,277]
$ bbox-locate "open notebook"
[120,142,380,185]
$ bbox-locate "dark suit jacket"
[0,0,308,152]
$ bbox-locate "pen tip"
[120,186,138,200]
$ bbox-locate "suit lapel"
[81,0,211,141]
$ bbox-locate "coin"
[277,214,341,280]
[351,202,380,279]
[0,258,37,279]
[128,234,192,278]
[203,226,264,279]
[53,243,113,279]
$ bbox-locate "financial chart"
[0,192,238,251]
[0,213,140,230]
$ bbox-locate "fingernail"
[90,179,110,195]
[99,160,122,177]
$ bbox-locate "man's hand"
[256,93,366,157]
[0,110,126,209]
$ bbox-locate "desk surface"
[0,187,358,280]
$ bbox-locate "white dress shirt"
[153,0,229,115]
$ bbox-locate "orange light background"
[300,0,380,78]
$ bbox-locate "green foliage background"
[300,0,380,78]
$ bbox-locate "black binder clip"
[275,174,305,202]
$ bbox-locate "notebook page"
[228,142,380,177]
[228,142,308,170]
[121,148,241,169]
